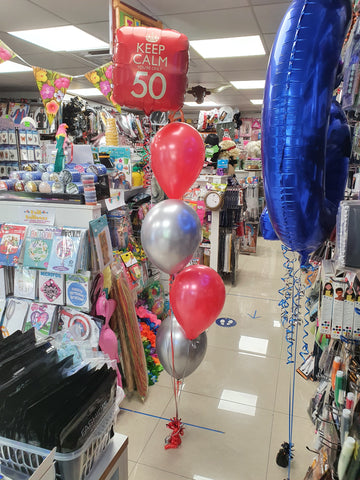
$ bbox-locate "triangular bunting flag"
[85,62,121,113]
[0,40,16,64]
[33,67,72,126]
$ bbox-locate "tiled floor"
[115,238,317,480]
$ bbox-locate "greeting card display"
[65,271,91,312]
[47,228,83,274]
[0,224,27,266]
[24,302,57,336]
[23,226,59,269]
[13,267,37,300]
[38,271,64,305]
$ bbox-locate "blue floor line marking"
[120,407,225,434]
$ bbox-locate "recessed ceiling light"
[0,61,32,73]
[231,80,265,89]
[184,101,218,107]
[67,88,102,97]
[8,26,108,52]
[190,35,265,59]
[251,99,263,105]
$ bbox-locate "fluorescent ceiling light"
[8,26,108,52]
[0,61,32,73]
[231,80,265,89]
[251,99,263,105]
[238,335,268,355]
[190,35,265,59]
[184,101,218,107]
[68,88,102,97]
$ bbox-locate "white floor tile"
[129,463,192,480]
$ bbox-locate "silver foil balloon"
[156,315,207,380]
[141,199,202,274]
[262,0,352,259]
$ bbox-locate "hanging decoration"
[0,40,16,65]
[33,67,72,126]
[113,27,189,115]
[85,62,122,113]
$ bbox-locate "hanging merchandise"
[85,62,121,113]
[33,67,72,126]
[113,27,189,115]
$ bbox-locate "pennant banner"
[0,40,16,65]
[33,67,72,126]
[85,62,121,113]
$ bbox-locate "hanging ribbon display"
[33,67,72,126]
[0,40,16,65]
[85,62,121,113]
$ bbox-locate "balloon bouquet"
[141,122,226,449]
[262,0,352,473]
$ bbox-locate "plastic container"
[0,402,117,480]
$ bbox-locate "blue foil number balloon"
[262,0,352,259]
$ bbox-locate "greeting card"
[2,298,29,335]
[23,226,59,269]
[24,302,57,336]
[0,224,27,266]
[65,271,91,312]
[38,271,64,305]
[47,228,83,274]
[13,267,37,300]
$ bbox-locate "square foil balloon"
[113,26,189,115]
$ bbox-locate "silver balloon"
[156,315,207,380]
[141,199,201,274]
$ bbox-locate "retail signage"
[113,27,189,115]
[19,207,55,226]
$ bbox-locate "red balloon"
[170,265,226,339]
[113,27,189,115]
[151,123,205,199]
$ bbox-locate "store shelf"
[0,200,101,228]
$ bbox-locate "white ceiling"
[0,0,291,113]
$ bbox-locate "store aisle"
[115,238,317,480]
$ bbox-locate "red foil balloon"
[113,26,189,115]
[170,265,226,340]
[151,122,205,199]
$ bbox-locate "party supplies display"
[13,267,37,300]
[335,201,360,270]
[89,215,113,272]
[23,302,57,336]
[38,271,64,305]
[2,298,29,335]
[23,226,59,269]
[0,224,27,266]
[47,228,85,274]
[65,271,91,312]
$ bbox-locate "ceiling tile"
[76,22,110,43]
[31,0,109,23]
[22,52,93,70]
[205,55,269,73]
[125,0,249,16]
[187,71,225,84]
[221,68,267,82]
[0,0,68,31]
[252,3,289,34]
[263,33,276,53]
[158,8,260,40]
[188,58,216,73]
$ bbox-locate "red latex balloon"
[113,27,189,115]
[170,265,226,339]
[151,123,205,199]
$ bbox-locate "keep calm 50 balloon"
[262,0,352,260]
[141,199,202,275]
[113,27,189,115]
[156,315,207,380]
